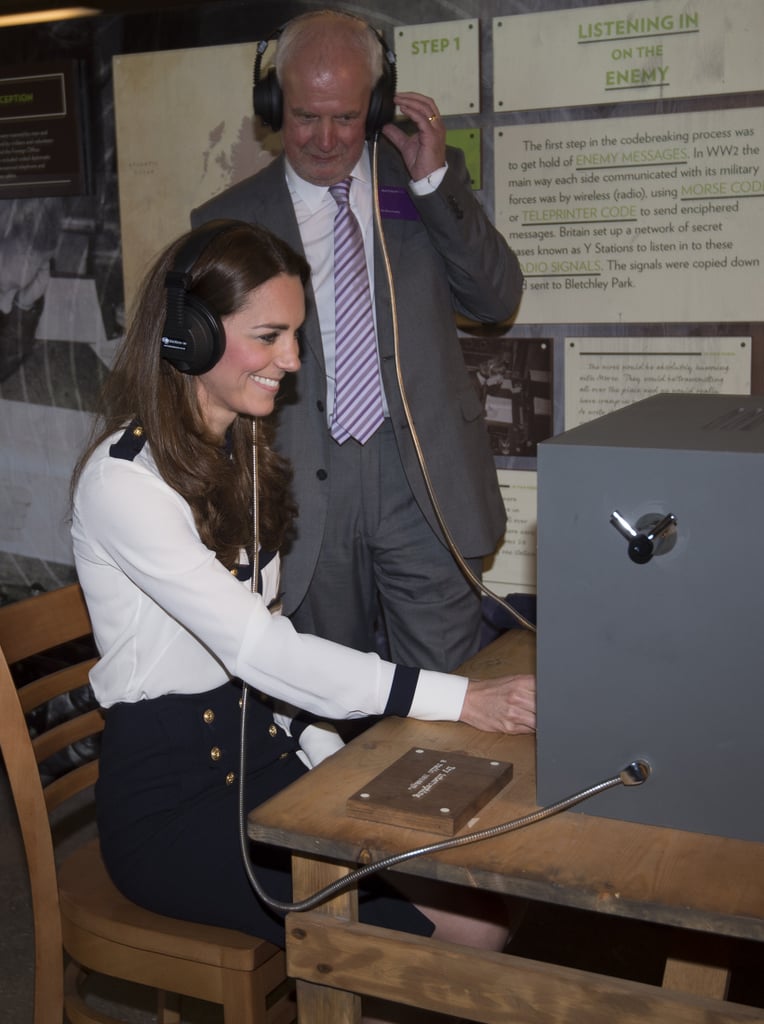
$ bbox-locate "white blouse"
[71,432,468,733]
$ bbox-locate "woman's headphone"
[253,19,397,139]
[161,220,241,376]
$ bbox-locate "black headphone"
[161,220,240,375]
[253,18,397,139]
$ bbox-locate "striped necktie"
[329,177,385,444]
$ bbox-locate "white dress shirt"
[285,149,384,420]
[284,148,445,422]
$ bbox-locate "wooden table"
[248,631,764,1023]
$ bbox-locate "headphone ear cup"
[161,289,225,376]
[366,38,397,138]
[253,65,283,131]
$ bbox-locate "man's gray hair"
[274,10,384,86]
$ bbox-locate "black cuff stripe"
[383,665,419,717]
[289,711,319,740]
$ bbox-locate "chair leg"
[219,947,296,1023]
[63,962,102,1024]
[221,968,267,1021]
[157,989,182,1024]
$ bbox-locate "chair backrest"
[0,583,100,1023]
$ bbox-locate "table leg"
[289,854,362,1024]
[662,932,731,1000]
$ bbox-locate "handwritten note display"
[495,108,763,324]
[483,469,537,594]
[494,0,764,112]
[393,19,479,116]
[564,337,751,430]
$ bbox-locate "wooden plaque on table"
[346,747,513,836]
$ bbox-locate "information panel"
[494,0,764,113]
[564,336,751,430]
[0,61,88,198]
[482,469,537,594]
[393,18,480,116]
[495,107,764,324]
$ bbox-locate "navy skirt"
[96,680,433,946]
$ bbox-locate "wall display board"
[496,108,764,325]
[113,42,266,316]
[0,61,88,198]
[494,0,764,113]
[564,336,751,430]
[482,469,537,594]
[446,128,482,188]
[393,19,480,116]
[458,333,552,462]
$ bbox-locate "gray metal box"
[536,393,764,842]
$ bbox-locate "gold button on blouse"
[268,724,278,738]
[225,772,236,786]
[210,746,221,761]
[279,751,289,760]
[203,708,215,724]
[238,696,243,709]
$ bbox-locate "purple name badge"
[378,186,421,221]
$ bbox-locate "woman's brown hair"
[71,220,310,566]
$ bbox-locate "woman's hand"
[459,674,536,734]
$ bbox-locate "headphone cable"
[238,140,537,923]
[371,136,535,634]
[240,748,650,914]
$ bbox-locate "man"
[192,10,524,671]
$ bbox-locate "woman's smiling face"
[195,273,304,438]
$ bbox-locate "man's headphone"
[253,18,397,139]
[161,219,240,375]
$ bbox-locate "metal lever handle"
[610,510,677,564]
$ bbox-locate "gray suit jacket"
[192,139,523,616]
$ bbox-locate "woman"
[70,220,535,1000]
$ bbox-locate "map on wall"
[113,42,276,316]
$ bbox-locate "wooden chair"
[0,582,295,1024]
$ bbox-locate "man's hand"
[459,674,536,734]
[381,91,446,182]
